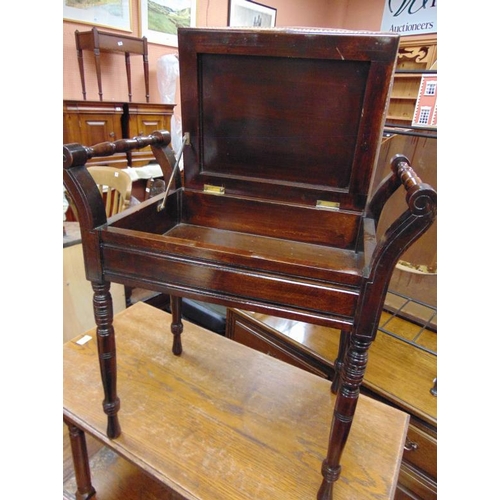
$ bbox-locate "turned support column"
[64,417,96,500]
[170,295,183,355]
[317,335,371,500]
[92,281,121,438]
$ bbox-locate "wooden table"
[64,302,409,500]
[226,306,437,498]
[75,27,150,102]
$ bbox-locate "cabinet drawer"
[396,462,437,500]
[403,423,436,479]
[231,318,328,378]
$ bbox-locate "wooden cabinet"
[126,103,174,167]
[63,100,175,168]
[226,304,437,500]
[63,101,124,145]
[387,35,437,126]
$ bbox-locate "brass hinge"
[204,184,225,195]
[316,200,340,210]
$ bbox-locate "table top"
[237,306,437,427]
[76,28,147,54]
[64,302,408,499]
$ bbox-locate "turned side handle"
[63,130,171,168]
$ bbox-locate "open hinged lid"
[178,27,399,212]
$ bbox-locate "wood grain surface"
[64,302,408,499]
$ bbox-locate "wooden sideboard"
[226,302,437,500]
[63,100,175,168]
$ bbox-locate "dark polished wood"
[63,27,437,500]
[75,27,150,102]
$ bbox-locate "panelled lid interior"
[178,28,399,211]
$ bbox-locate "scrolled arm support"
[392,154,437,218]
[357,154,437,341]
[63,130,174,282]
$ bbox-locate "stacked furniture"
[63,28,437,499]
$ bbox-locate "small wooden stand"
[75,27,150,102]
[64,302,409,500]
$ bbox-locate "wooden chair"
[87,166,132,217]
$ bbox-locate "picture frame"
[228,0,277,28]
[140,0,197,47]
[63,0,132,32]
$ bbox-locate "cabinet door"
[78,112,122,145]
[127,103,175,167]
[63,101,126,167]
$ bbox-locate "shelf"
[394,73,425,79]
[390,95,419,100]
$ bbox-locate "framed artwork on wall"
[140,0,197,47]
[63,0,132,32]
[228,0,277,28]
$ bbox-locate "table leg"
[64,417,97,500]
[92,281,121,438]
[143,53,150,103]
[125,52,132,102]
[93,48,103,102]
[76,48,87,101]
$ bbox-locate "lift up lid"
[177,28,399,212]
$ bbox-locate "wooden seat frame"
[63,28,437,500]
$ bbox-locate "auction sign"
[381,0,437,35]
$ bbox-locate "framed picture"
[63,0,132,32]
[140,0,197,47]
[229,0,277,28]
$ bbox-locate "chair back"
[87,166,132,217]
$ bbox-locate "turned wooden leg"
[64,417,96,500]
[92,281,121,438]
[125,52,132,102]
[317,335,371,500]
[170,295,183,355]
[143,53,150,102]
[76,48,87,101]
[93,48,103,101]
[330,330,350,394]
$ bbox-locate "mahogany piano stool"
[63,28,437,499]
[64,302,409,500]
[75,27,150,103]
